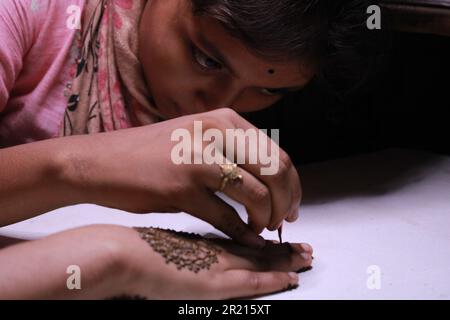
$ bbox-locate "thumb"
[188,191,266,248]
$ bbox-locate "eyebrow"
[195,32,306,93]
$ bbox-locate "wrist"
[53,135,100,205]
[97,226,149,298]
[56,225,140,299]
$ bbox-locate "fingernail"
[288,272,299,283]
[288,209,299,221]
[301,253,311,261]
[300,243,313,253]
[290,244,302,254]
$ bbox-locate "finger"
[216,270,299,299]
[203,163,272,235]
[223,111,299,230]
[222,242,313,272]
[199,108,299,230]
[187,190,266,248]
[290,242,313,255]
[246,149,298,229]
[285,166,303,222]
[260,241,313,256]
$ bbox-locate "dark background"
[244,31,450,165]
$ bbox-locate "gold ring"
[219,163,243,192]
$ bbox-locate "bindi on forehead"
[268,69,275,75]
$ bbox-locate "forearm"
[0,137,83,226]
[0,225,133,299]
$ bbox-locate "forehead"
[182,7,314,88]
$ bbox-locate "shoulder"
[0,0,85,49]
[28,0,86,32]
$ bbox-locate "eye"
[192,46,223,71]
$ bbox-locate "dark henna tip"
[296,266,313,274]
[285,283,299,291]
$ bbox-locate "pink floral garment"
[0,0,162,147]
[0,0,84,147]
[60,0,163,136]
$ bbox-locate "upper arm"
[0,0,35,112]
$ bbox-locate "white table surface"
[1,148,449,299]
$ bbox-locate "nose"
[194,81,242,111]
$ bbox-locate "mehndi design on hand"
[133,227,221,273]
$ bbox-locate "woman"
[0,0,368,299]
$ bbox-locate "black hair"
[190,0,388,97]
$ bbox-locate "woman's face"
[139,0,314,119]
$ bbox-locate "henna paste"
[269,283,299,297]
[296,266,313,274]
[285,283,299,291]
[133,227,221,274]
